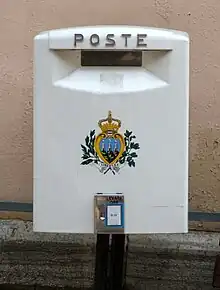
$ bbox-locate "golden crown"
[98,111,121,133]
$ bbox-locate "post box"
[33,26,189,234]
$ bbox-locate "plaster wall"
[0,0,220,214]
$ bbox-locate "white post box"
[33,26,189,234]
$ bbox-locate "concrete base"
[0,220,219,289]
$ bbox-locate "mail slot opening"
[81,50,142,67]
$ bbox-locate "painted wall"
[0,0,220,215]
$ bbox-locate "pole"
[94,234,110,290]
[109,234,126,290]
[94,234,127,290]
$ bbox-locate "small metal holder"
[94,193,124,234]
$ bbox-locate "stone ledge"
[0,220,219,289]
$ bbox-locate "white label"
[107,205,122,226]
[100,73,123,88]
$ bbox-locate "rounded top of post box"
[34,25,189,51]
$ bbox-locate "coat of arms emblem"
[81,111,140,175]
